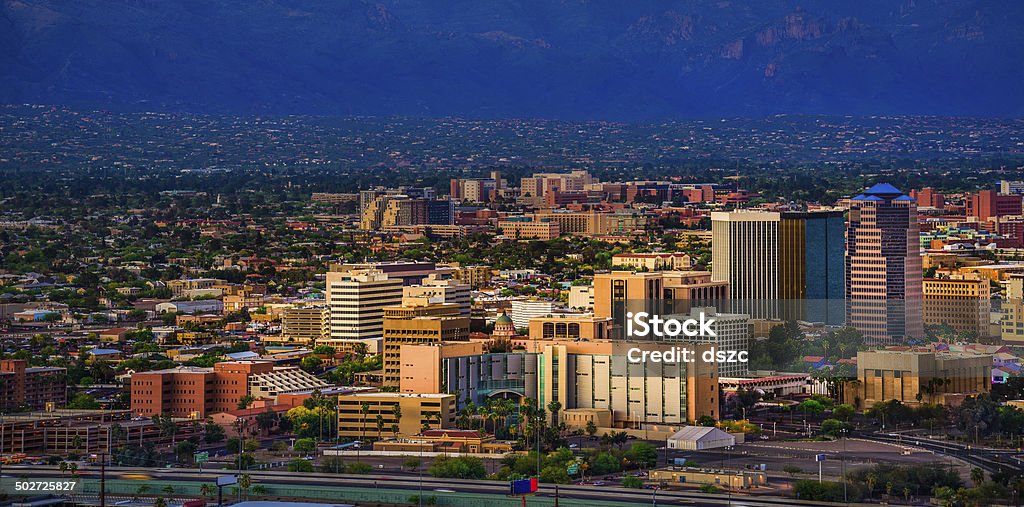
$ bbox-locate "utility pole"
[100,453,107,507]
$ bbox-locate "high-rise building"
[325,270,404,343]
[593,271,667,337]
[846,183,924,343]
[711,210,845,323]
[910,188,945,210]
[382,301,469,386]
[711,211,780,318]
[1001,274,1024,345]
[780,211,846,324]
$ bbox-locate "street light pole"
[842,429,848,504]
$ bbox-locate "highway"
[6,465,876,507]
[749,416,1024,475]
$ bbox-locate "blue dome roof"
[863,183,905,196]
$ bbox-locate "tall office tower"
[325,270,404,342]
[779,211,846,325]
[712,210,845,323]
[711,211,780,318]
[846,184,924,344]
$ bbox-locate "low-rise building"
[854,350,991,407]
[650,467,767,490]
[527,314,612,341]
[336,392,456,438]
[612,253,691,271]
[130,360,328,418]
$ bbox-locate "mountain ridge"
[1,0,1022,120]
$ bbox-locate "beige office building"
[593,271,664,318]
[497,216,561,240]
[922,278,991,338]
[382,301,469,386]
[277,306,327,345]
[399,340,719,427]
[1002,274,1024,344]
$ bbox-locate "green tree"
[294,438,317,454]
[288,459,314,472]
[622,476,644,488]
[832,404,856,421]
[237,394,255,410]
[428,456,488,479]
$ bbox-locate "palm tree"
[970,467,985,487]
[59,461,68,475]
[391,404,402,436]
[360,402,371,442]
[239,473,252,500]
[866,472,878,500]
[199,483,215,498]
[375,414,385,440]
[547,400,562,427]
[162,485,175,496]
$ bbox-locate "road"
[6,465,878,507]
[750,416,1024,475]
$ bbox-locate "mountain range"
[1,0,1022,120]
